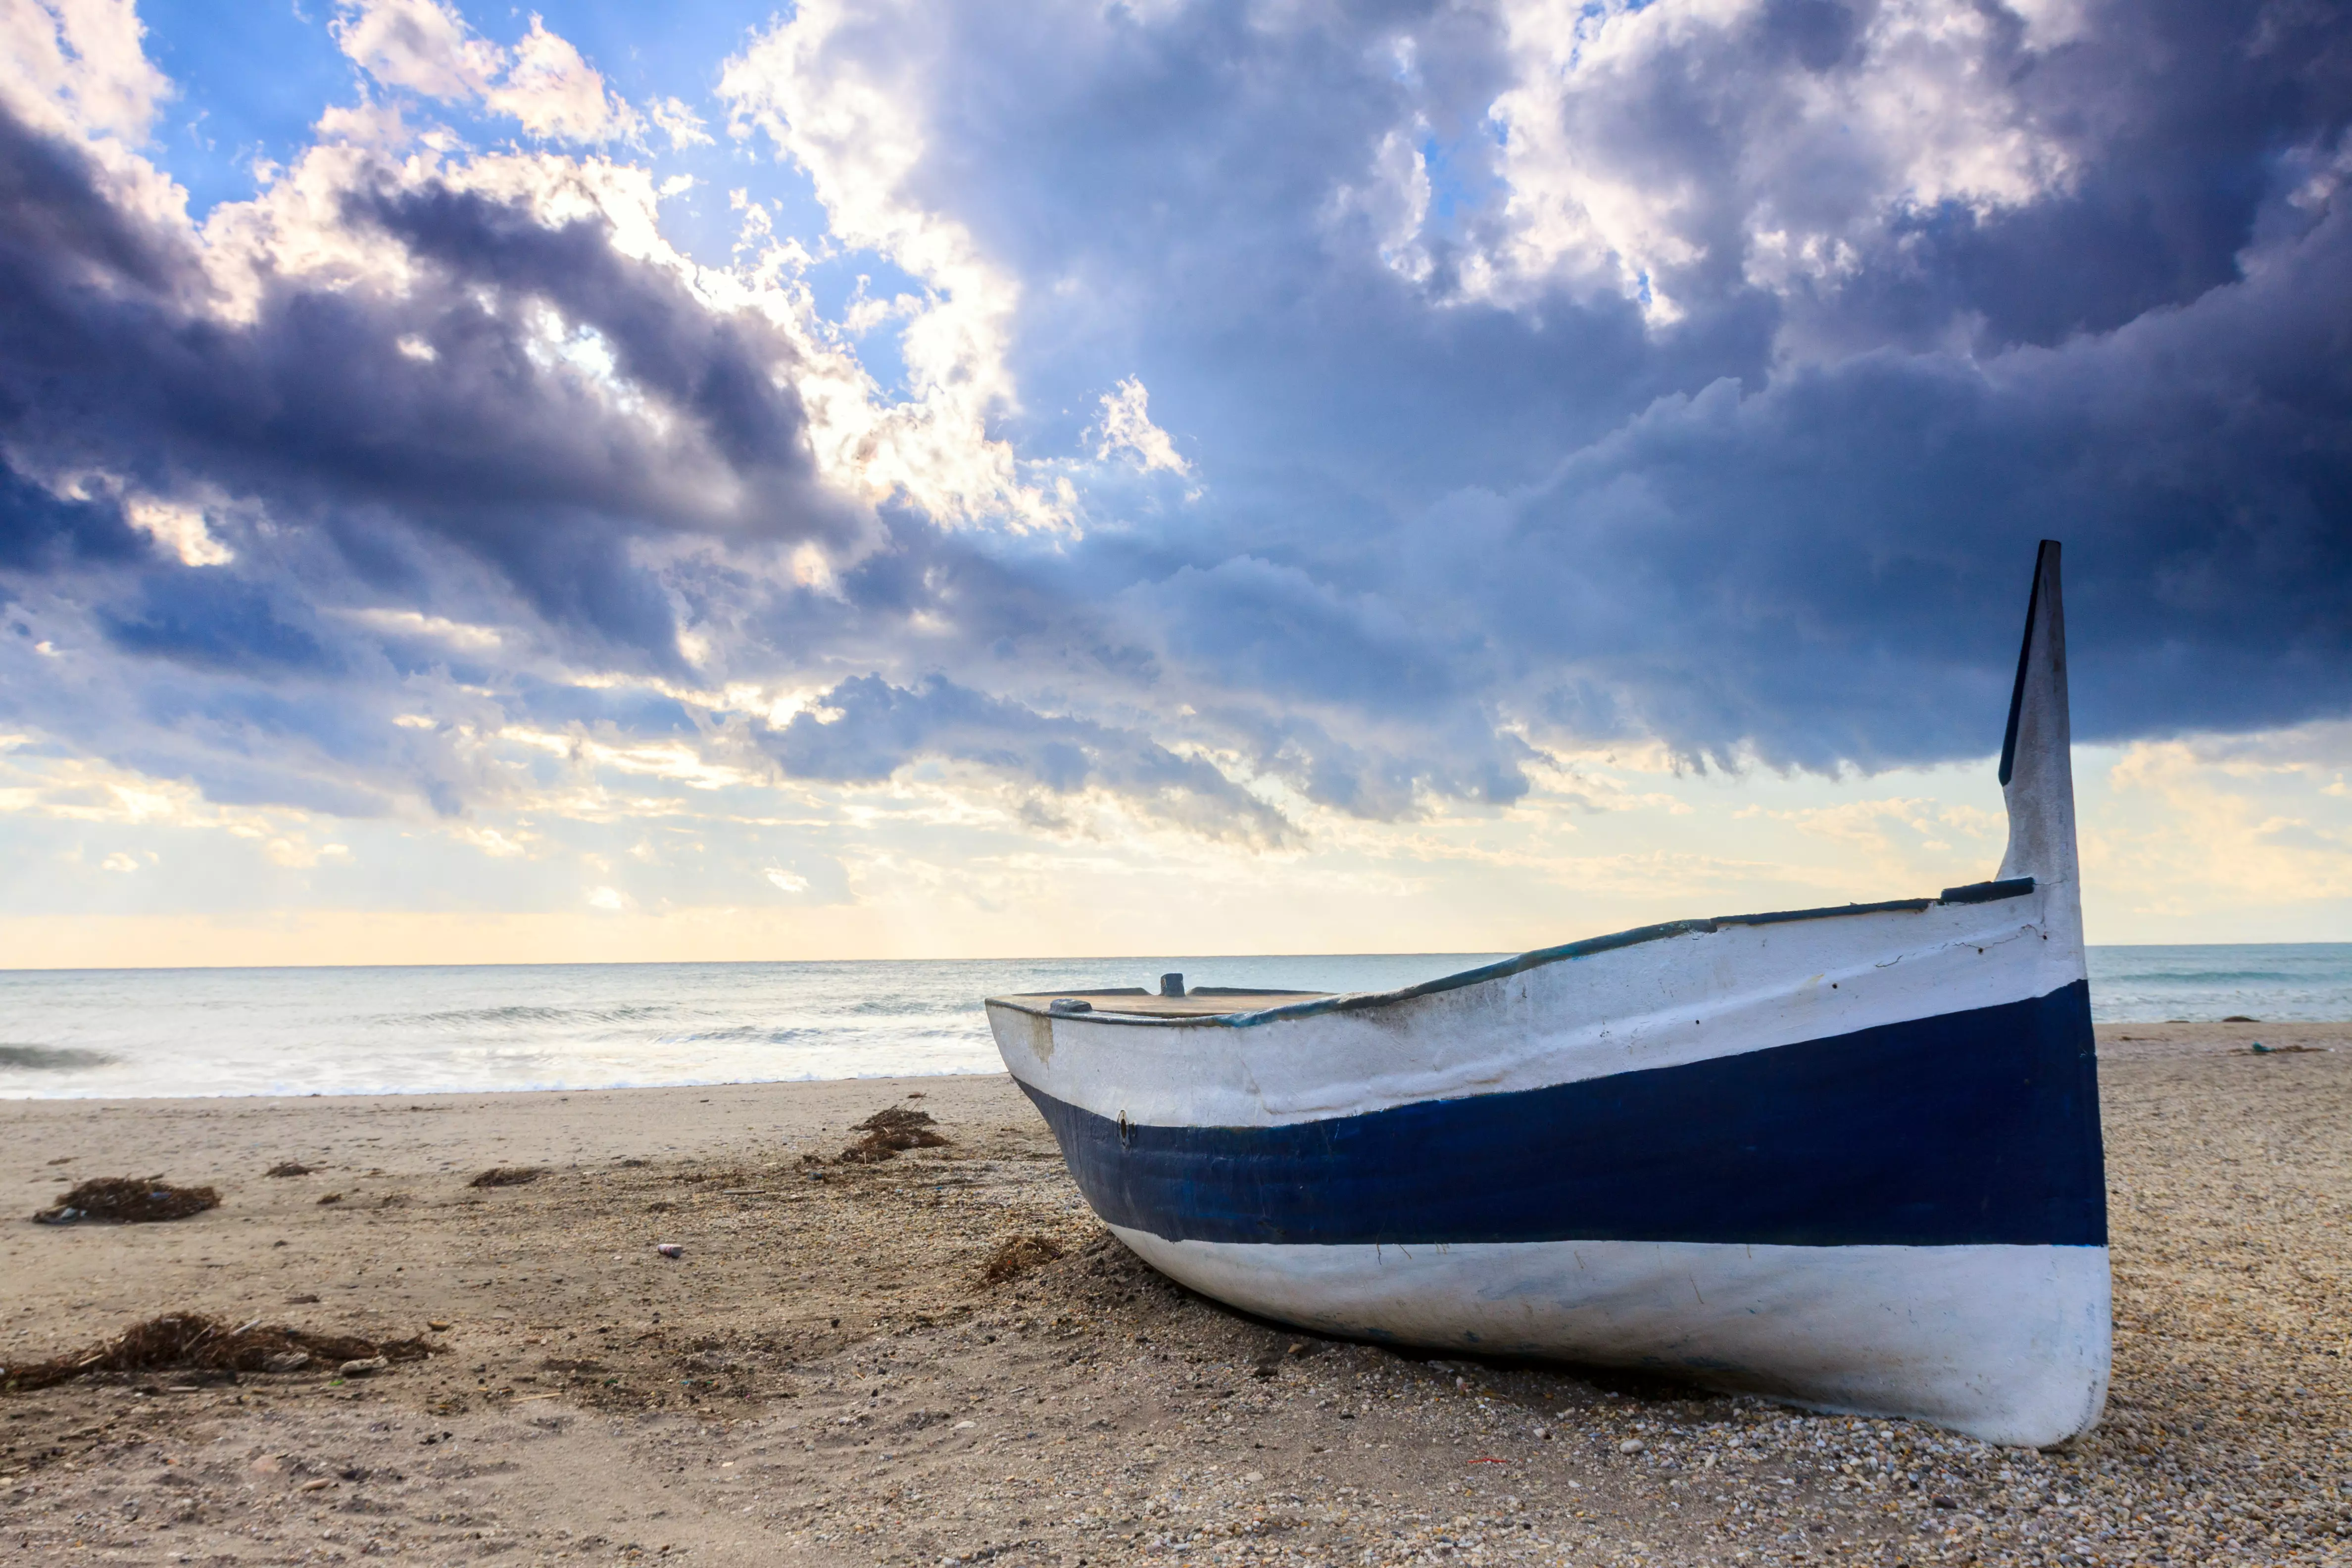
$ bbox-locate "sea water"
[1,944,2345,1099]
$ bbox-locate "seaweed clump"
[1,1313,434,1392]
[980,1235,1065,1285]
[837,1106,951,1164]
[468,1166,547,1188]
[33,1177,219,1225]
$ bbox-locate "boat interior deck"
[987,987,1331,1017]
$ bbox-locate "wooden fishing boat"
[985,542,2106,1446]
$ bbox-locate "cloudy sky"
[1,0,2348,968]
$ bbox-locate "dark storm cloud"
[854,0,2352,779]
[760,674,1293,843]
[6,0,2352,836]
[359,184,816,478]
[0,82,847,818]
[0,455,146,574]
[1129,175,2352,776]
[1780,0,2352,355]
[0,94,838,669]
[101,570,335,674]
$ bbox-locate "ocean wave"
[0,1044,117,1071]
[655,1024,979,1046]
[840,996,977,1016]
[388,1003,685,1028]
[2100,970,2313,985]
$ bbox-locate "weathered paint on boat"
[986,542,2107,1447]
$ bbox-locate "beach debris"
[266,1162,313,1177]
[837,1106,951,1164]
[264,1351,311,1373]
[427,1320,452,1331]
[540,1357,607,1376]
[317,1192,343,1204]
[2223,1015,2260,1023]
[338,1356,389,1377]
[300,1477,335,1492]
[2247,1043,2320,1054]
[980,1234,1065,1285]
[32,1176,220,1225]
[0,1312,433,1393]
[469,1166,547,1188]
[656,1243,685,1259]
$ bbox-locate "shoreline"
[5,1019,2346,1107]
[4,1020,2350,1565]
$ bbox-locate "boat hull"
[1108,1229,2108,1448]
[985,541,2109,1448]
[986,887,2108,1447]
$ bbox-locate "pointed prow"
[1996,541,2080,915]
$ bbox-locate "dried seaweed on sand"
[1,1313,434,1393]
[837,1105,952,1164]
[33,1177,220,1225]
[980,1235,1064,1285]
[468,1166,546,1187]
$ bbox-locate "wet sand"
[3,1020,2350,1566]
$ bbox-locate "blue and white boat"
[986,542,2106,1447]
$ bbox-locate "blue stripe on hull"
[1020,980,2105,1249]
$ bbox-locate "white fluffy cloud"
[0,0,170,144]
[332,0,641,144]
[1092,378,1190,476]
[718,0,1069,532]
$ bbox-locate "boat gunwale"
[985,879,2038,1028]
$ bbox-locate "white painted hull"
[1113,1228,2110,1448]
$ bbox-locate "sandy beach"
[4,1020,2350,1567]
